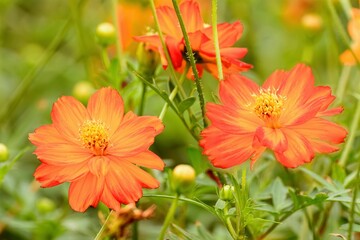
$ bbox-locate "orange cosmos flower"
[340,8,360,65]
[134,0,252,79]
[200,64,347,168]
[29,87,164,212]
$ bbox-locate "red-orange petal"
[108,112,163,157]
[105,161,143,204]
[200,127,255,168]
[274,129,314,168]
[87,88,124,137]
[34,162,88,187]
[157,5,182,39]
[219,74,259,109]
[123,151,164,170]
[34,143,92,166]
[180,0,203,33]
[68,172,104,212]
[100,185,121,211]
[51,96,90,142]
[29,124,68,146]
[254,127,288,153]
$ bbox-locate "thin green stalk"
[224,203,238,239]
[101,47,111,69]
[302,208,318,240]
[148,0,186,99]
[171,0,207,127]
[138,83,147,116]
[94,210,113,240]
[211,0,223,80]
[347,157,360,240]
[111,0,124,88]
[336,65,351,103]
[339,98,360,166]
[0,18,71,124]
[159,65,189,120]
[157,194,179,240]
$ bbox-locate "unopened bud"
[96,22,116,47]
[72,81,95,103]
[219,185,235,201]
[301,13,323,32]
[36,197,56,213]
[171,164,196,194]
[0,143,9,162]
[136,42,160,77]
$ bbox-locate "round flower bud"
[219,185,235,201]
[36,197,56,214]
[72,81,95,103]
[96,22,116,47]
[0,143,9,162]
[171,164,196,194]
[136,42,160,77]
[301,13,323,32]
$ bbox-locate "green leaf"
[332,163,346,183]
[196,222,216,240]
[299,167,338,192]
[340,223,360,232]
[178,97,196,113]
[0,147,30,184]
[271,178,288,212]
[171,224,202,240]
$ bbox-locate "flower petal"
[180,0,204,33]
[34,162,88,187]
[105,161,143,203]
[29,124,68,146]
[219,74,259,108]
[51,96,89,142]
[157,5,182,38]
[88,156,110,178]
[87,88,124,136]
[254,127,288,153]
[108,112,163,157]
[100,185,121,211]
[34,143,92,165]
[123,151,165,170]
[68,172,104,212]
[274,129,314,168]
[200,127,255,169]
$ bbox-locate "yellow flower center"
[79,120,109,155]
[253,88,285,126]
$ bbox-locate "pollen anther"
[79,120,109,155]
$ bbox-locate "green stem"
[335,65,351,103]
[157,194,179,240]
[0,18,71,124]
[211,0,223,80]
[224,203,238,239]
[347,156,360,240]
[339,98,360,166]
[171,0,207,127]
[138,83,147,116]
[94,210,113,240]
[327,0,360,69]
[159,65,189,120]
[101,47,111,69]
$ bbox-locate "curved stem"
[138,83,147,116]
[171,0,207,127]
[94,210,113,240]
[224,203,238,239]
[336,65,351,103]
[211,0,223,80]
[111,0,124,89]
[339,98,360,167]
[157,194,179,240]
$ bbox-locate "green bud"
[0,143,9,162]
[72,81,95,103]
[136,42,160,77]
[36,198,56,214]
[96,22,116,47]
[171,164,196,194]
[219,185,235,201]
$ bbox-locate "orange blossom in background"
[200,64,347,168]
[29,88,164,212]
[134,0,252,79]
[340,8,360,65]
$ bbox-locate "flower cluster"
[29,0,347,214]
